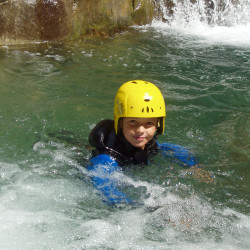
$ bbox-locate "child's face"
[121,117,158,150]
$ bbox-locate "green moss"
[69,0,132,39]
[131,0,155,25]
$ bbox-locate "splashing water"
[154,0,250,45]
[0,6,249,247]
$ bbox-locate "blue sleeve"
[87,154,133,206]
[157,142,197,167]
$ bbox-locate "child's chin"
[132,142,146,149]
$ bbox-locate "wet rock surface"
[0,0,222,44]
[0,0,157,44]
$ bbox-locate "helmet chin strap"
[154,133,159,140]
[114,80,166,134]
[156,117,164,135]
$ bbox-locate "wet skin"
[121,117,158,150]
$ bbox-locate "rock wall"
[0,0,157,44]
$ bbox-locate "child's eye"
[129,120,137,125]
[146,121,155,126]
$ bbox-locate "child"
[87,80,197,206]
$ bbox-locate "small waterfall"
[152,0,250,45]
[157,0,250,27]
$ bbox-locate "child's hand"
[186,165,215,184]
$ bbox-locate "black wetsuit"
[89,119,158,166]
[87,119,198,206]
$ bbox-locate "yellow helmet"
[114,80,166,134]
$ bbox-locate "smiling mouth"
[134,136,145,141]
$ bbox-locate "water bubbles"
[88,123,96,130]
[45,54,65,62]
[153,0,250,46]
[0,27,249,248]
[0,162,21,180]
[81,50,93,57]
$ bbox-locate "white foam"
[151,20,250,46]
[151,0,250,46]
[0,150,249,249]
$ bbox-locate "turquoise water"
[0,26,249,249]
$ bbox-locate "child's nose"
[136,125,145,133]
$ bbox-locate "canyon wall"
[0,0,157,44]
[0,0,219,44]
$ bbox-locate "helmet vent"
[142,107,154,113]
[143,93,152,102]
[132,81,137,84]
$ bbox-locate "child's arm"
[87,154,133,206]
[157,142,198,167]
[158,142,215,182]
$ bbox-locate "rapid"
[0,0,249,249]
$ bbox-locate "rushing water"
[0,3,250,249]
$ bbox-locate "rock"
[70,0,132,37]
[1,0,216,44]
[0,0,140,44]
[0,0,39,43]
[35,0,69,40]
[131,0,155,25]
